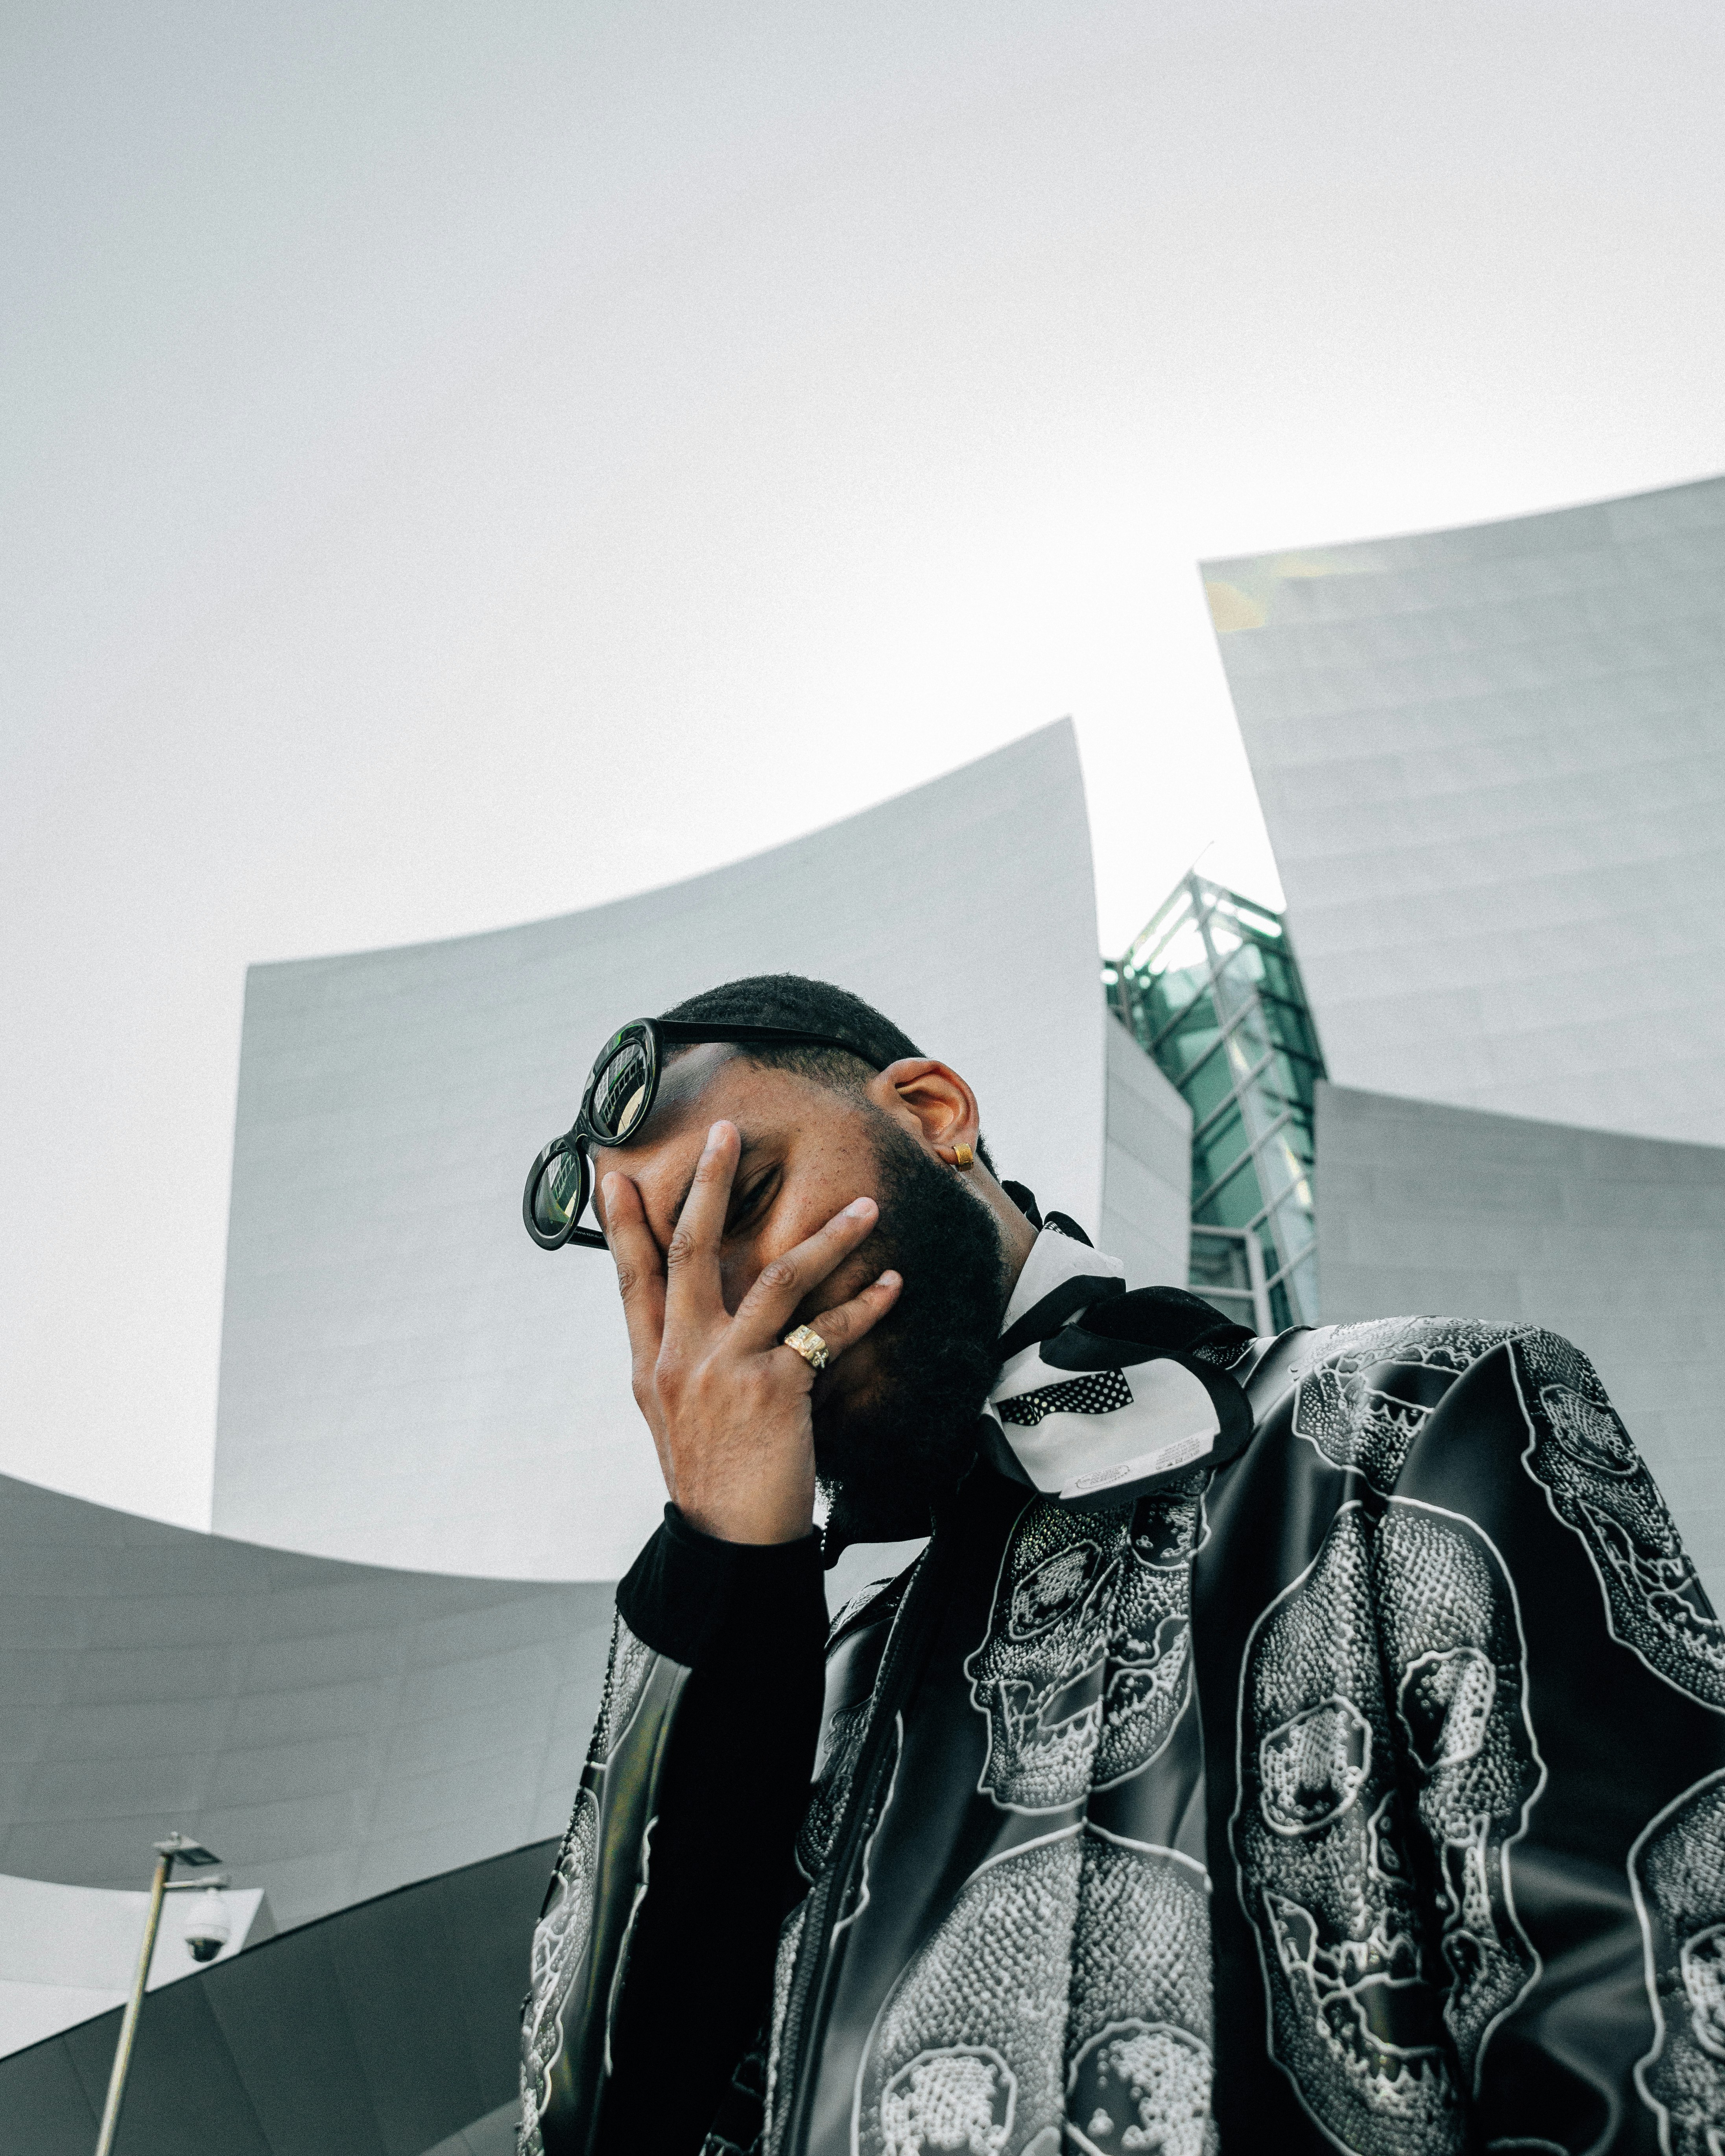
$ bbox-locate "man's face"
[591,1046,1009,1536]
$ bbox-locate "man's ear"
[870,1058,979,1153]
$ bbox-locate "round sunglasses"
[523,1018,876,1250]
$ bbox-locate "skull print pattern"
[965,1475,1207,1813]
[1231,1499,1541,2156]
[517,1612,661,2156]
[854,1828,1215,2156]
[522,1256,1725,2156]
[1291,1319,1521,1490]
[1632,1767,1725,2156]
[1512,1332,1725,1712]
[518,1788,600,2156]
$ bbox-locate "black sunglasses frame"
[522,1018,880,1251]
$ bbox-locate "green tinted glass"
[533,1148,587,1236]
[590,1038,652,1141]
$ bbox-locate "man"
[517,974,1725,2156]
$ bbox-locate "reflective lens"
[533,1146,588,1237]
[590,1037,653,1141]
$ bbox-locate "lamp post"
[93,1831,222,2156]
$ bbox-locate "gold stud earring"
[951,1142,974,1172]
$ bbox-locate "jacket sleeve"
[1383,1325,1725,2154]
[518,1507,829,2156]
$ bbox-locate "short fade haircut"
[658,972,997,1173]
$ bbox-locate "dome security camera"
[181,1887,231,1964]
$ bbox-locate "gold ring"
[781,1324,830,1371]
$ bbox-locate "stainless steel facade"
[1203,474,1725,1147]
[212,723,1145,1581]
[1098,1005,1192,1293]
[0,1472,607,1931]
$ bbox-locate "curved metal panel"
[1205,474,1725,1147]
[0,1473,606,1928]
[0,1839,552,2156]
[213,722,1104,1579]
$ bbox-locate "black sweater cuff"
[615,1504,827,1669]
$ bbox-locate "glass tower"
[1105,874,1326,1333]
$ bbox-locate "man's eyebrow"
[665,1133,762,1230]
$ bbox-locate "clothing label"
[1059,1428,1214,1501]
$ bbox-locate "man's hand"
[601,1120,902,1543]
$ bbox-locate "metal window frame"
[1189,1222,1272,1333]
[1107,871,1328,1333]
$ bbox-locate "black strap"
[1039,1284,1255,1369]
[996,1274,1127,1366]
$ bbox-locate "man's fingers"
[780,1269,902,1368]
[662,1121,736,1322]
[601,1171,666,1367]
[730,1194,883,1349]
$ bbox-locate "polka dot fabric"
[996,1370,1133,1428]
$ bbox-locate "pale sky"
[6,0,1725,1527]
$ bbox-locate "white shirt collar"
[996,1221,1126,1343]
[986,1222,1222,1502]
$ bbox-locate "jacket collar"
[994,1217,1127,1366]
[983,1214,1251,1506]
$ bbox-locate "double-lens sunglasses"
[523,1018,877,1250]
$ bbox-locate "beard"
[813,1110,1010,1549]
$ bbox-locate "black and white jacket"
[518,1214,1725,2156]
